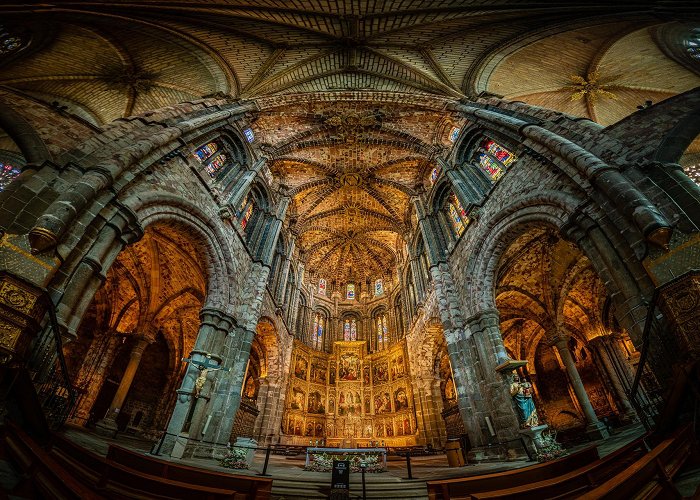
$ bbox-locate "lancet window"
[376,314,388,350]
[343,318,357,341]
[476,138,516,182]
[447,192,468,237]
[318,278,327,296]
[312,312,324,350]
[375,279,384,296]
[346,283,355,300]
[238,196,255,230]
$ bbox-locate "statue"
[510,374,539,428]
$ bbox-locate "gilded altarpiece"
[282,340,417,446]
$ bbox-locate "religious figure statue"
[194,369,208,398]
[510,374,539,428]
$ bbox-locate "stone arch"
[652,105,700,164]
[463,191,581,315]
[121,191,235,311]
[0,103,52,165]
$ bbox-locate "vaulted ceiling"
[1,1,698,285]
[2,2,697,124]
[257,100,458,284]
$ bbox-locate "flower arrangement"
[304,452,385,473]
[536,430,566,463]
[219,446,249,469]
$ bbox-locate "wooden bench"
[1,423,104,500]
[427,444,601,499]
[49,433,239,499]
[468,435,649,499]
[578,425,693,500]
[106,444,273,500]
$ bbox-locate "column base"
[183,440,231,460]
[94,417,119,437]
[585,421,610,441]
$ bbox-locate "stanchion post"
[153,432,167,456]
[406,450,413,479]
[360,462,367,500]
[258,444,272,476]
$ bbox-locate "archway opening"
[63,223,207,435]
[495,226,638,442]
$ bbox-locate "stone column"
[197,325,256,456]
[226,159,265,209]
[554,339,609,440]
[588,336,637,423]
[465,309,521,443]
[413,376,447,447]
[159,308,233,456]
[96,335,152,434]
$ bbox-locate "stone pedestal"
[233,437,258,467]
[518,424,549,458]
[171,433,190,459]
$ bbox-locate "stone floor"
[55,423,653,499]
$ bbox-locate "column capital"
[131,334,154,355]
[465,308,500,328]
[199,307,237,331]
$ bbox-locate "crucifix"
[180,354,230,433]
[181,354,230,398]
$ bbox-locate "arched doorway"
[64,223,206,436]
[495,226,638,441]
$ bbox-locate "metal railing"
[25,297,77,430]
[628,274,696,432]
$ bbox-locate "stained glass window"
[316,316,324,349]
[0,162,21,192]
[430,166,441,185]
[350,319,357,341]
[244,128,254,143]
[205,153,227,177]
[449,127,460,143]
[448,192,468,237]
[376,314,388,350]
[346,283,355,300]
[312,314,319,345]
[344,320,351,341]
[318,278,327,296]
[483,139,516,167]
[194,141,218,161]
[238,197,255,230]
[478,154,504,181]
[375,279,384,296]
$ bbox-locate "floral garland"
[536,431,566,463]
[219,447,249,470]
[304,452,385,473]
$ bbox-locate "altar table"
[305,447,387,471]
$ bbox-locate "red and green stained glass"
[0,162,21,192]
[483,139,516,167]
[479,154,504,181]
